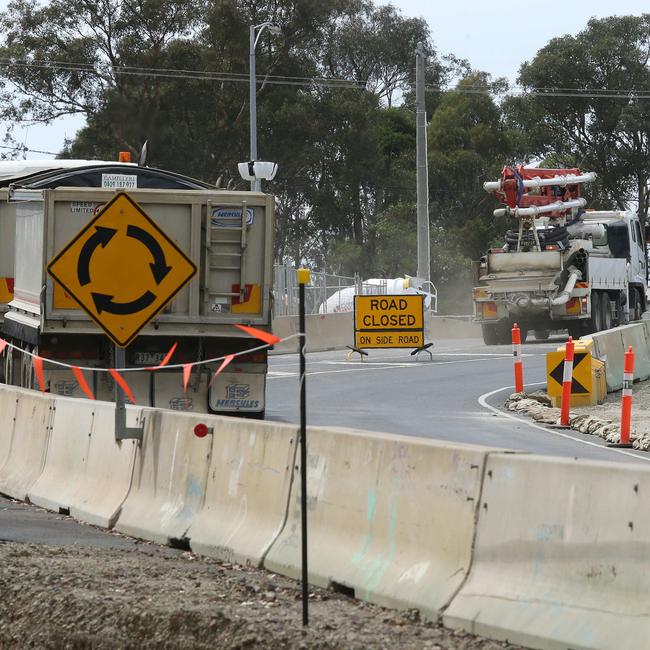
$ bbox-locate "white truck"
[0,159,274,417]
[473,166,647,344]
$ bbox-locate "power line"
[0,143,59,155]
[1,58,650,100]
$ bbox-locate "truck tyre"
[632,288,643,321]
[601,293,613,330]
[481,324,499,346]
[588,292,602,333]
[535,329,550,341]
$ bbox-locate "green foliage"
[371,202,416,277]
[426,72,523,286]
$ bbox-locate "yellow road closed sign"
[47,192,197,348]
[354,294,424,349]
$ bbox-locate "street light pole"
[249,22,280,192]
[249,25,258,192]
[415,42,430,285]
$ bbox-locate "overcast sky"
[1,0,648,159]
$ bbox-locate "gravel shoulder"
[0,500,523,650]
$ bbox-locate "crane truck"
[472,166,647,345]
[0,157,274,417]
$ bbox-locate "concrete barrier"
[444,453,650,650]
[0,386,54,500]
[426,315,481,340]
[272,312,352,353]
[28,397,95,512]
[585,327,626,391]
[188,418,298,566]
[620,324,650,382]
[263,427,496,617]
[272,312,480,354]
[115,409,213,545]
[586,323,650,391]
[68,401,141,527]
[0,385,19,468]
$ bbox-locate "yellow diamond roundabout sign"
[47,192,197,347]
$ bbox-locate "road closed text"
[354,294,425,349]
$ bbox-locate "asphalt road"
[267,335,650,466]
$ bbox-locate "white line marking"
[321,360,427,367]
[478,383,650,463]
[269,355,513,380]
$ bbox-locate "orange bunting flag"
[108,369,137,404]
[208,354,235,388]
[234,324,281,345]
[182,364,192,394]
[72,366,96,400]
[33,355,46,393]
[147,342,178,370]
[0,338,7,356]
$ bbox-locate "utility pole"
[415,43,430,284]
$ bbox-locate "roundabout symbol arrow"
[126,224,172,284]
[77,226,117,286]
[91,290,157,315]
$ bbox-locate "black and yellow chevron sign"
[546,351,592,396]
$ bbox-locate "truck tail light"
[566,298,581,315]
[482,302,498,319]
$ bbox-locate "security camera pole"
[416,43,431,284]
[249,22,281,191]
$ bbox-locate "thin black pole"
[298,274,308,626]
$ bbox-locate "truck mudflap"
[208,371,266,413]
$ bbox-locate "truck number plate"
[133,351,166,365]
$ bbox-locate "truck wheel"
[535,329,550,341]
[632,289,642,321]
[601,293,613,330]
[481,324,499,346]
[588,292,602,333]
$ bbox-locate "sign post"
[47,192,197,439]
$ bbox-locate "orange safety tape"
[182,364,192,394]
[72,366,96,400]
[235,324,281,345]
[208,354,235,389]
[108,369,136,404]
[147,342,178,370]
[33,356,46,393]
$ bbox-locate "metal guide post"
[298,268,310,626]
[114,345,143,441]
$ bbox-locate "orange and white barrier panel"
[511,323,524,393]
[559,336,574,426]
